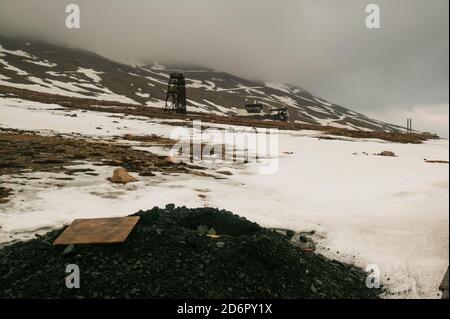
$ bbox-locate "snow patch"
[25,59,57,68]
[77,68,103,83]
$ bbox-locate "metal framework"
[270,107,289,121]
[245,103,264,114]
[165,72,186,113]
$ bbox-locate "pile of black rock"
[0,205,382,298]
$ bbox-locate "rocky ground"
[0,205,383,299]
[0,128,216,203]
[0,187,12,204]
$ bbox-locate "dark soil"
[0,205,383,299]
[0,129,213,203]
[0,128,178,175]
[425,160,449,164]
[0,187,13,204]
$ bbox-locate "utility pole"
[406,118,413,134]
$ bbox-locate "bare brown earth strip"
[0,85,433,144]
[0,128,212,203]
[425,160,449,164]
[0,187,13,204]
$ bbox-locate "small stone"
[63,244,75,255]
[139,171,156,177]
[216,242,226,248]
[378,151,396,157]
[163,156,179,164]
[286,230,295,240]
[107,168,137,184]
[110,159,123,166]
[165,203,175,210]
[197,225,209,236]
[217,170,233,176]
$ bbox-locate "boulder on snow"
[217,170,233,176]
[108,168,137,184]
[378,151,396,157]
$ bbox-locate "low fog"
[0,0,448,136]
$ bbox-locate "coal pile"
[0,205,382,298]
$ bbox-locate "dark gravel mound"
[0,205,382,299]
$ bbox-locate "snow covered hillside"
[0,34,407,132]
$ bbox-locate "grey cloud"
[0,0,448,135]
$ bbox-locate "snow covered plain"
[0,97,448,299]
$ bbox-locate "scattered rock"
[216,242,226,248]
[165,203,175,210]
[207,228,217,236]
[285,230,295,240]
[107,168,137,184]
[163,156,179,164]
[378,151,396,157]
[63,244,75,255]
[196,225,209,236]
[109,159,124,166]
[139,171,156,177]
[191,171,213,177]
[217,170,233,176]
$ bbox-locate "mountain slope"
[0,34,405,132]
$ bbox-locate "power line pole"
[406,118,413,134]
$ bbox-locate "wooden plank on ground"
[53,216,140,245]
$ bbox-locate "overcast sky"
[0,0,448,136]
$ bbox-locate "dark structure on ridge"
[165,73,186,114]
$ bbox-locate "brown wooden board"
[53,216,140,245]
